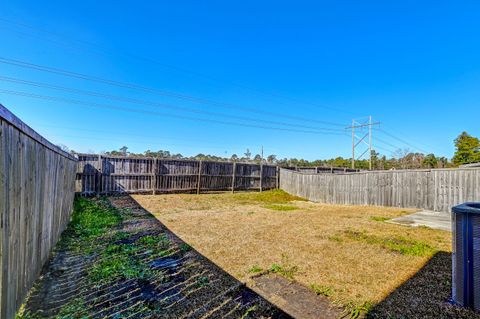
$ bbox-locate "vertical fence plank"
[152,158,157,195]
[231,162,236,193]
[196,160,202,194]
[259,163,263,192]
[97,154,102,194]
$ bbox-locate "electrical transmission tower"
[346,116,381,170]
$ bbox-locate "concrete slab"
[388,210,452,232]
[251,274,343,319]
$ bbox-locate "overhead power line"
[0,17,357,116]
[0,56,345,127]
[376,128,429,154]
[380,124,437,152]
[375,136,402,151]
[32,123,285,153]
[0,88,347,136]
[373,144,397,154]
[0,76,343,133]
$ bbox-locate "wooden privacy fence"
[0,104,77,319]
[294,166,360,174]
[76,154,278,195]
[280,167,480,213]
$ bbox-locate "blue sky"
[1,1,479,160]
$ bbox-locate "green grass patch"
[370,216,389,222]
[240,305,257,319]
[57,197,123,253]
[71,197,122,239]
[137,234,170,249]
[310,284,334,297]
[56,298,89,319]
[180,243,192,252]
[263,204,297,211]
[232,189,306,204]
[327,235,343,242]
[59,197,121,249]
[344,230,436,257]
[90,250,144,282]
[89,233,171,284]
[17,297,90,319]
[196,276,210,287]
[187,205,212,211]
[343,301,374,319]
[17,197,180,318]
[248,265,264,274]
[269,254,298,279]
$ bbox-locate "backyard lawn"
[133,190,478,318]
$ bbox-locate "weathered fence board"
[0,104,77,319]
[76,154,278,195]
[280,168,480,213]
[295,166,360,174]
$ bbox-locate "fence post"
[231,162,236,193]
[97,154,102,195]
[152,157,157,195]
[196,160,202,194]
[259,163,263,192]
[276,166,279,189]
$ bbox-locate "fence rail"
[0,104,77,319]
[294,166,360,174]
[280,167,480,213]
[76,154,278,195]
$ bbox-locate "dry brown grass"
[133,190,452,312]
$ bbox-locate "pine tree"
[452,132,480,165]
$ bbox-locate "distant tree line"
[72,131,479,170]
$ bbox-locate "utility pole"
[351,119,355,169]
[346,116,380,170]
[368,116,372,170]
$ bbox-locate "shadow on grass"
[21,195,292,319]
[367,251,479,319]
[127,195,342,319]
[122,195,293,319]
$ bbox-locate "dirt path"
[19,196,291,319]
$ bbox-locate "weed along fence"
[0,104,77,319]
[280,167,480,213]
[76,154,278,195]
